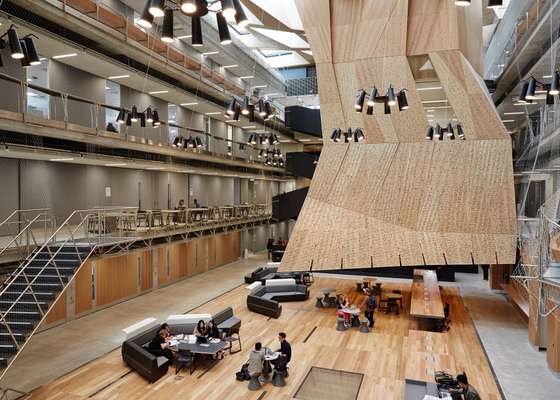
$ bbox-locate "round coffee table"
[342,306,361,327]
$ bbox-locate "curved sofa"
[247,279,309,318]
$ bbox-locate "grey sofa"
[122,308,241,382]
[244,265,279,284]
[247,283,309,318]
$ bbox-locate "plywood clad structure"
[281,0,516,271]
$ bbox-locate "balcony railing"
[284,76,318,97]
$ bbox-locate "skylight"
[249,0,303,30]
[252,27,309,49]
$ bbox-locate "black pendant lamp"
[196,136,204,148]
[22,37,40,66]
[355,89,366,112]
[525,77,537,100]
[233,0,249,27]
[152,109,161,126]
[457,124,465,140]
[455,0,471,6]
[216,12,232,45]
[180,0,197,14]
[149,0,165,17]
[265,102,273,119]
[518,81,529,102]
[173,136,181,147]
[126,112,132,126]
[233,104,241,121]
[330,128,341,142]
[248,105,255,122]
[426,126,434,140]
[387,84,396,106]
[258,98,266,117]
[366,105,374,115]
[436,124,443,140]
[258,150,264,158]
[367,86,378,106]
[186,136,195,148]
[397,91,409,111]
[138,1,154,28]
[140,113,147,128]
[384,102,391,115]
[7,27,24,59]
[549,72,560,96]
[130,105,139,122]
[146,107,154,123]
[241,96,250,115]
[546,92,555,105]
[447,123,455,139]
[116,108,126,124]
[354,128,365,142]
[161,8,174,43]
[19,41,30,68]
[226,97,237,115]
[191,16,203,47]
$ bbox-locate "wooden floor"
[29,278,501,400]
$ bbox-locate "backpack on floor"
[236,363,250,381]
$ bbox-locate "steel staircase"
[0,208,134,382]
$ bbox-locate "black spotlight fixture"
[140,113,147,128]
[384,102,391,115]
[488,0,503,7]
[330,128,341,142]
[146,107,154,123]
[447,123,455,140]
[149,0,166,17]
[259,134,266,145]
[354,128,365,142]
[247,133,254,145]
[265,102,273,119]
[126,112,132,127]
[435,124,443,140]
[5,26,24,60]
[227,146,232,156]
[186,136,195,148]
[268,133,274,145]
[248,104,255,122]
[161,8,174,43]
[233,104,241,121]
[116,108,126,124]
[226,97,237,115]
[180,0,198,15]
[138,1,154,28]
[22,36,40,66]
[367,86,378,106]
[387,84,396,106]
[130,105,139,122]
[191,16,203,47]
[258,98,266,117]
[366,105,374,115]
[455,0,471,6]
[258,149,264,158]
[272,134,279,145]
[518,81,529,102]
[216,12,232,45]
[343,128,352,143]
[221,0,236,19]
[546,91,555,105]
[525,77,537,100]
[355,89,366,112]
[232,0,249,27]
[457,124,465,140]
[152,109,161,126]
[195,136,204,148]
[241,96,250,115]
[172,136,182,148]
[19,41,30,68]
[397,90,409,111]
[426,126,434,140]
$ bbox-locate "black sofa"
[247,283,309,318]
[122,307,241,382]
[121,325,170,383]
[244,265,279,284]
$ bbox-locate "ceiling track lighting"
[355,84,409,115]
[518,74,560,103]
[426,123,465,141]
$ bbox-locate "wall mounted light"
[517,74,559,103]
[355,83,409,115]
[426,122,465,140]
[330,127,366,143]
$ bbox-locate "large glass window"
[168,104,178,143]
[26,59,49,118]
[105,80,121,133]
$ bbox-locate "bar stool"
[272,369,286,387]
[356,282,363,292]
[248,374,261,390]
[359,320,370,333]
[315,296,324,308]
[336,317,347,331]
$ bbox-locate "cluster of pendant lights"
[262,148,284,167]
[115,106,161,128]
[172,135,204,149]
[330,128,365,143]
[425,123,465,141]
[247,132,279,146]
[226,96,275,122]
[138,0,248,47]
[355,85,409,115]
[0,26,41,68]
[518,73,560,105]
[455,0,503,6]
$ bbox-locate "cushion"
[217,316,241,330]
[212,307,233,325]
[246,281,262,291]
[167,313,211,326]
[266,278,296,287]
[122,317,158,340]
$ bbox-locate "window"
[259,49,292,58]
[227,125,233,156]
[26,59,49,118]
[168,104,178,143]
[105,80,121,132]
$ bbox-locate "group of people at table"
[247,332,292,381]
[336,289,378,329]
[148,319,222,361]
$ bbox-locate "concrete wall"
[188,174,235,207]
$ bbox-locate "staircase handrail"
[0,212,54,259]
[0,208,53,230]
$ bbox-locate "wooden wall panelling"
[207,237,217,269]
[95,254,137,307]
[169,242,189,281]
[195,238,206,273]
[45,292,67,325]
[75,261,93,315]
[186,240,197,276]
[547,301,560,373]
[139,250,153,291]
[157,247,169,286]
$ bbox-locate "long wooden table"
[410,269,445,319]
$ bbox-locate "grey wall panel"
[49,61,106,128]
[0,158,19,235]
[240,179,249,203]
[0,48,26,113]
[189,174,234,207]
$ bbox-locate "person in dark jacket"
[148,328,174,360]
[272,332,291,372]
[267,238,274,259]
[457,373,481,400]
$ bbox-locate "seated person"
[336,295,351,327]
[247,342,265,377]
[148,328,175,360]
[272,332,291,372]
[456,373,481,400]
[194,320,206,337]
[160,322,172,339]
[205,320,220,339]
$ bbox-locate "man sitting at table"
[272,332,291,373]
[148,328,175,361]
[247,342,265,378]
[176,199,185,209]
